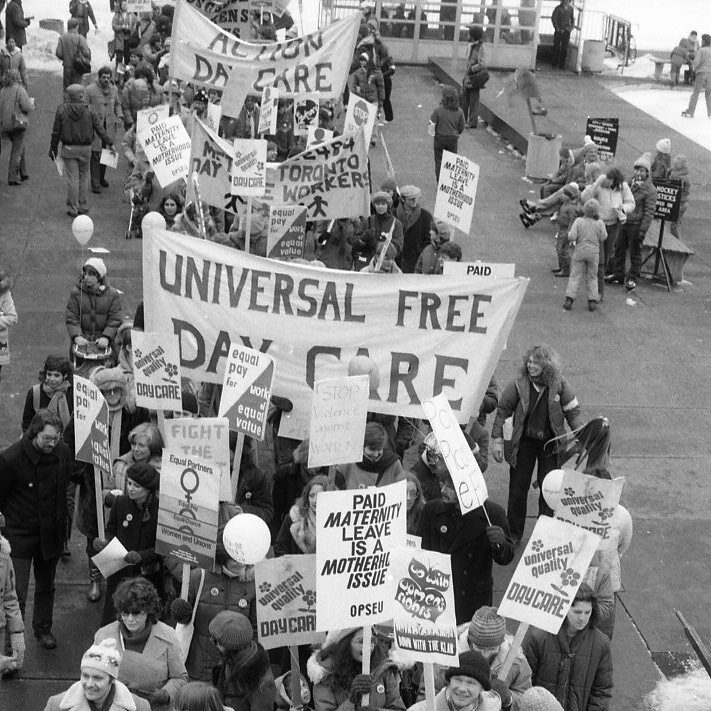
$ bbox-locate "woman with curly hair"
[308,627,405,711]
[274,474,329,556]
[490,345,582,545]
[22,356,73,432]
[158,193,184,230]
[94,577,187,710]
[428,84,465,181]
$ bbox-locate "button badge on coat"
[376,684,385,694]
[440,525,447,533]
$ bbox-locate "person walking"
[429,85,464,181]
[0,37,28,88]
[4,0,30,50]
[69,0,98,38]
[0,410,72,650]
[681,33,711,118]
[461,25,487,128]
[56,17,92,89]
[0,68,31,185]
[0,266,17,384]
[395,184,432,273]
[49,84,115,217]
[551,0,574,70]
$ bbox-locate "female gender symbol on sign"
[178,467,199,533]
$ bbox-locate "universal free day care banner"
[143,230,529,425]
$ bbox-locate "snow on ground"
[600,53,663,81]
[644,667,711,711]
[612,83,711,152]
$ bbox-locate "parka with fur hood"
[65,273,123,343]
[0,535,24,636]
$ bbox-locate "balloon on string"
[347,354,380,393]
[141,211,166,234]
[222,513,270,565]
[541,469,565,511]
[71,215,94,245]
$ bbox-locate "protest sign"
[100,148,118,169]
[231,139,267,197]
[652,179,682,221]
[255,130,370,220]
[131,330,182,411]
[137,104,170,136]
[266,205,307,259]
[156,450,220,570]
[308,374,369,468]
[188,118,244,214]
[585,118,619,161]
[218,343,275,440]
[254,555,325,649]
[554,471,624,541]
[343,95,377,147]
[278,403,311,439]
[434,151,479,233]
[183,0,252,38]
[125,0,151,12]
[406,535,422,549]
[391,548,458,665]
[143,230,528,429]
[258,86,280,135]
[294,95,320,136]
[443,261,516,278]
[164,417,232,501]
[171,3,359,117]
[315,481,406,629]
[73,375,111,472]
[139,115,192,188]
[307,126,334,148]
[423,394,488,515]
[498,516,600,634]
[206,102,223,133]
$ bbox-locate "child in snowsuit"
[0,513,25,676]
[669,154,690,239]
[564,198,607,312]
[552,182,582,277]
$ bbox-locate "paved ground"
[1,63,710,708]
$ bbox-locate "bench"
[649,55,671,82]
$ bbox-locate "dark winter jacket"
[0,434,71,560]
[5,0,29,48]
[236,462,274,524]
[212,643,276,711]
[552,2,574,32]
[50,97,113,153]
[626,178,657,234]
[356,212,404,261]
[395,204,433,274]
[523,625,613,711]
[105,493,160,571]
[352,67,385,109]
[65,276,123,342]
[492,373,582,469]
[418,499,514,624]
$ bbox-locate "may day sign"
[498,516,600,634]
[392,548,458,665]
[434,151,479,233]
[316,481,406,629]
[131,330,182,411]
[73,376,111,472]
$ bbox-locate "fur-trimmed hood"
[0,535,10,556]
[54,679,141,711]
[307,647,413,686]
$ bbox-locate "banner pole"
[497,621,529,680]
[156,410,166,441]
[245,197,253,254]
[94,466,105,536]
[424,662,436,711]
[180,562,190,599]
[361,624,372,706]
[231,432,245,502]
[289,644,303,710]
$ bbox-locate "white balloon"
[141,211,166,234]
[222,513,271,565]
[71,215,94,245]
[541,469,565,510]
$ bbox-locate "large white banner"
[316,481,406,630]
[143,229,529,428]
[183,0,253,38]
[171,2,359,117]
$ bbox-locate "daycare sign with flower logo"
[254,554,325,649]
[498,517,600,634]
[131,331,183,410]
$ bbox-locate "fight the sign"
[266,205,307,260]
[73,376,111,473]
[131,331,182,411]
[434,151,479,233]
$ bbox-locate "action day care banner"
[255,555,325,649]
[139,115,192,188]
[73,376,111,472]
[156,451,220,570]
[316,481,406,629]
[392,548,458,666]
[143,229,528,429]
[498,516,600,634]
[434,151,480,234]
[131,331,182,411]
[170,2,359,117]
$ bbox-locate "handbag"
[11,88,28,131]
[463,66,490,90]
[174,568,205,663]
[73,47,92,75]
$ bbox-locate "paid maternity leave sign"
[498,517,600,634]
[255,554,325,650]
[218,344,275,440]
[139,115,192,188]
[434,151,479,233]
[73,375,111,473]
[315,481,406,629]
[267,205,307,260]
[131,330,183,411]
[156,450,219,570]
[391,548,457,666]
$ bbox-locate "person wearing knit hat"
[379,177,400,210]
[209,610,254,652]
[354,184,404,269]
[651,138,672,180]
[399,184,421,199]
[655,138,671,155]
[371,190,392,206]
[395,183,433,273]
[468,606,507,649]
[519,687,563,711]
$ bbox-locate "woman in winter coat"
[523,586,613,711]
[491,345,582,545]
[69,0,98,38]
[352,53,385,117]
[415,220,451,274]
[0,68,31,185]
[329,422,404,491]
[112,0,138,70]
[95,577,187,710]
[0,37,28,88]
[112,422,163,493]
[22,355,73,432]
[274,474,329,557]
[0,267,18,383]
[353,191,404,269]
[308,627,405,711]
[121,67,163,129]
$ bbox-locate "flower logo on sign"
[164,363,178,383]
[564,487,575,496]
[134,348,143,359]
[550,568,581,598]
[299,589,316,613]
[531,539,544,552]
[598,507,615,522]
[259,582,272,594]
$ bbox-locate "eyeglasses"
[38,434,61,443]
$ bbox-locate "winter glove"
[489,678,512,709]
[170,598,193,624]
[486,525,506,547]
[103,491,117,508]
[349,674,373,704]
[124,551,142,565]
[93,537,109,553]
[10,632,25,668]
[491,438,504,463]
[74,335,89,348]
[147,688,171,705]
[96,336,110,349]
[271,396,293,413]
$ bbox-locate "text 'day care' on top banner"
[434,151,479,234]
[73,375,111,473]
[131,330,182,410]
[497,516,600,634]
[423,394,488,515]
[139,115,192,188]
[218,344,275,440]
[555,471,624,542]
[255,554,325,650]
[391,547,458,666]
[156,450,219,570]
[308,374,369,468]
[231,139,267,197]
[315,480,406,629]
[163,417,232,502]
[267,205,307,260]
[142,229,528,428]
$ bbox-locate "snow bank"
[644,668,711,711]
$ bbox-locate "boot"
[87,581,101,602]
[563,297,573,311]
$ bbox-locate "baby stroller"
[71,340,115,380]
[125,170,155,240]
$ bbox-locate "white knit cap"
[83,257,107,278]
[655,138,671,154]
[519,687,564,711]
[81,639,122,679]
